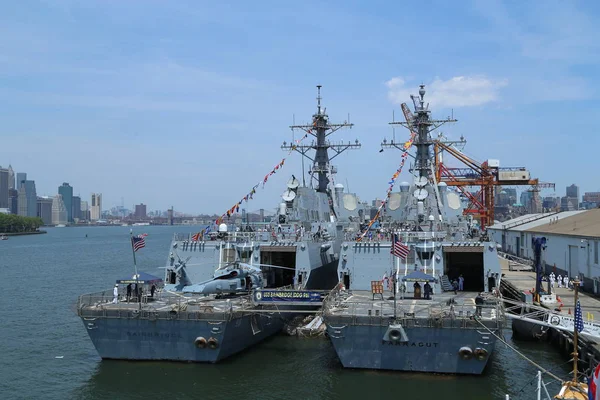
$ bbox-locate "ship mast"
[282,85,360,193]
[384,85,457,179]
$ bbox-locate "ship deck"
[323,289,503,328]
[77,290,263,321]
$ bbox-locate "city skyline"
[1,1,599,214]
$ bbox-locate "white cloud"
[385,76,508,108]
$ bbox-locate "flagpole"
[573,279,580,384]
[130,229,140,309]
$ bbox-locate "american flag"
[391,233,410,259]
[575,300,584,333]
[132,235,146,252]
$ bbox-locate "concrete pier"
[500,257,600,373]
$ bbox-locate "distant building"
[80,200,89,221]
[52,194,68,225]
[90,193,102,221]
[58,183,74,222]
[18,180,37,217]
[566,184,580,200]
[72,196,81,221]
[37,196,53,225]
[8,189,18,214]
[16,173,26,188]
[583,192,600,207]
[7,165,14,190]
[0,167,8,208]
[543,196,560,211]
[134,203,147,219]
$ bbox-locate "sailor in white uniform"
[113,284,119,304]
[557,274,563,288]
[550,272,555,288]
[563,275,569,289]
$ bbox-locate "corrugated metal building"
[488,209,600,294]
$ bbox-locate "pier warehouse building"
[488,209,600,294]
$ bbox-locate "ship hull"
[305,258,339,290]
[81,313,284,362]
[326,324,497,374]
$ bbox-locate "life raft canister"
[458,346,473,360]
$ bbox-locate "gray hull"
[326,324,497,374]
[82,313,284,362]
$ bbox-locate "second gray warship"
[77,86,366,363]
[323,85,504,375]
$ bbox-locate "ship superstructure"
[323,85,504,375]
[78,86,365,363]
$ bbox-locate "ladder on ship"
[503,297,600,341]
[440,275,454,292]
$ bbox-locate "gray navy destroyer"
[323,85,505,375]
[77,86,366,363]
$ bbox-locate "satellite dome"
[218,223,228,233]
[437,182,447,187]
[335,183,344,189]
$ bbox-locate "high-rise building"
[72,196,81,221]
[58,183,73,222]
[91,193,102,221]
[7,165,14,190]
[566,184,580,200]
[0,167,8,208]
[16,172,26,188]
[583,192,600,206]
[134,203,147,219]
[37,196,53,225]
[52,195,68,225]
[81,200,89,221]
[8,189,18,214]
[18,180,37,217]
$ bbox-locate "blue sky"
[1,0,599,214]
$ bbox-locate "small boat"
[1,235,8,240]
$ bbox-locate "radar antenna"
[282,85,361,193]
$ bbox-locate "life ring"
[474,347,488,361]
[207,337,219,349]
[458,346,473,360]
[194,337,207,349]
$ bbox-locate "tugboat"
[77,86,365,362]
[322,84,504,375]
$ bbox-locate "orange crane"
[433,141,555,228]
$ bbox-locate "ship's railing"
[323,289,505,330]
[349,230,450,242]
[172,228,336,244]
[76,289,261,322]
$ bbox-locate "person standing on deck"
[126,283,132,302]
[563,275,569,289]
[458,275,464,291]
[550,272,555,288]
[113,284,119,304]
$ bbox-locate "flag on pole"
[575,300,584,333]
[191,232,201,241]
[132,235,146,252]
[589,362,600,400]
[391,233,409,259]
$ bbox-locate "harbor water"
[0,226,574,399]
